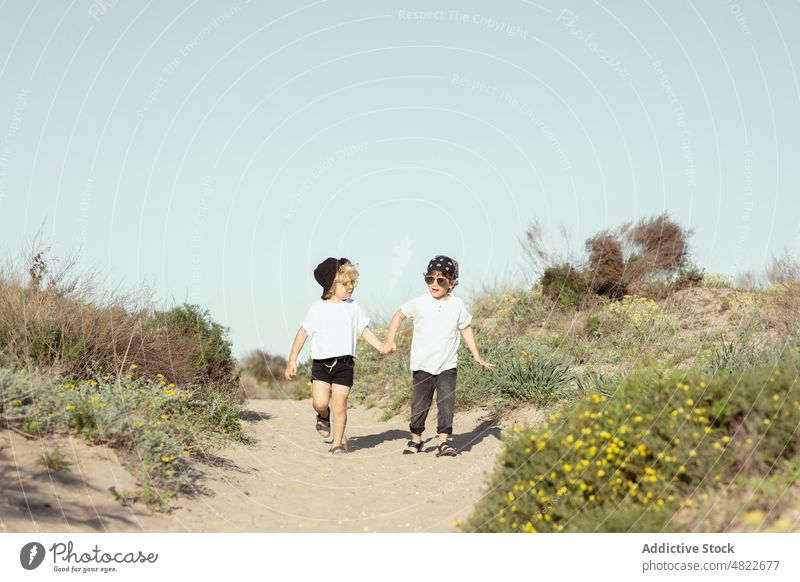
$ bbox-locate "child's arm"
[382,309,406,353]
[285,327,308,380]
[460,325,495,370]
[360,326,384,353]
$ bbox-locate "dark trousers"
[409,368,457,436]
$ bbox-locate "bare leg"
[311,380,332,437]
[330,383,351,450]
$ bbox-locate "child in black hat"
[285,257,385,454]
[382,255,494,457]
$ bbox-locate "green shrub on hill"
[463,346,800,532]
[146,303,239,390]
[541,264,590,309]
[0,253,239,396]
[0,365,248,510]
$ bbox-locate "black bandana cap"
[426,255,459,280]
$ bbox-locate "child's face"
[330,276,355,301]
[425,270,452,299]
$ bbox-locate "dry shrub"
[765,251,800,286]
[0,257,153,377]
[620,213,693,298]
[0,245,238,391]
[585,232,627,298]
[765,252,800,337]
[735,270,760,292]
[529,213,695,304]
[239,349,287,383]
[627,213,690,277]
[521,220,581,285]
[733,251,800,337]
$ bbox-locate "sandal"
[402,440,423,455]
[315,408,331,438]
[435,442,458,458]
[329,445,347,455]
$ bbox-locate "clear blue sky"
[1,0,798,359]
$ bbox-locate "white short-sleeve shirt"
[400,293,472,375]
[301,299,370,360]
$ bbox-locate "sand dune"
[1,399,533,533]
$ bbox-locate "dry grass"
[238,349,287,383]
[736,250,800,337]
[237,349,309,400]
[0,243,238,391]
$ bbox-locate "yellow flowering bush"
[463,347,800,532]
[605,295,672,337]
[722,292,763,325]
[0,366,247,510]
[472,288,550,331]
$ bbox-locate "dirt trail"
[1,399,522,533]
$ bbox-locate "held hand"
[285,361,298,380]
[474,356,495,371]
[379,342,396,355]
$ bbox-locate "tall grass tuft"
[497,355,575,407]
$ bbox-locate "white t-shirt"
[301,299,370,360]
[400,293,473,375]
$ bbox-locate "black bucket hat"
[314,257,351,299]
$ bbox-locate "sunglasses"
[337,279,356,289]
[424,275,450,287]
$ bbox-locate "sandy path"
[1,399,518,533]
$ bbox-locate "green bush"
[148,303,237,388]
[0,265,239,400]
[584,314,602,337]
[455,339,508,408]
[471,288,552,337]
[455,339,583,411]
[700,273,735,288]
[540,264,590,309]
[497,355,576,407]
[0,365,247,509]
[463,347,800,532]
[349,326,417,413]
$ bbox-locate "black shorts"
[310,355,355,387]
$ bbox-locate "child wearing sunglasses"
[285,257,384,454]
[382,255,494,457]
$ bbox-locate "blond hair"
[323,261,359,299]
